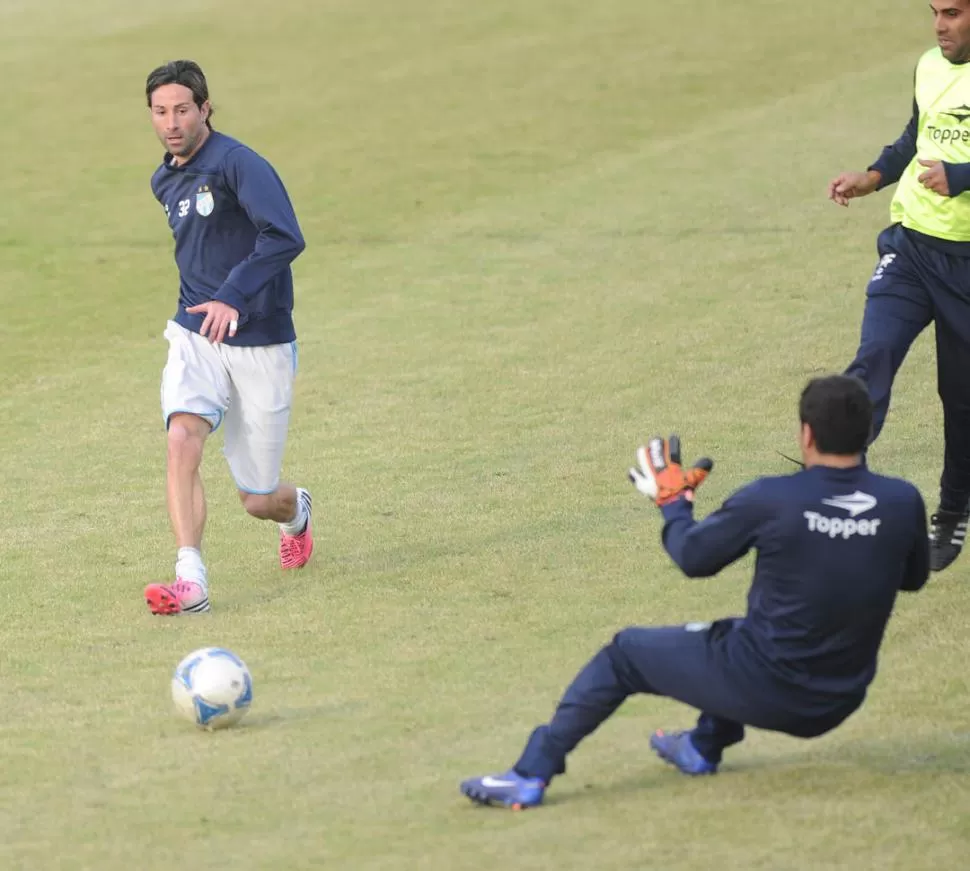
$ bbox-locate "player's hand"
[628,435,714,507]
[185,301,240,344]
[917,159,951,196]
[827,170,882,207]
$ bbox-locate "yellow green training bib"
[891,48,970,241]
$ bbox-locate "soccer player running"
[461,376,928,809]
[143,60,313,616]
[829,0,970,571]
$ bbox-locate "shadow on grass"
[715,729,970,776]
[798,730,970,775]
[494,730,970,809]
[233,701,364,731]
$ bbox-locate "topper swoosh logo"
[820,491,877,518]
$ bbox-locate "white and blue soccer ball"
[171,647,253,730]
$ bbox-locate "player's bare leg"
[167,413,210,549]
[145,412,212,614]
[240,484,314,569]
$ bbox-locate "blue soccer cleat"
[650,729,718,776]
[460,770,546,809]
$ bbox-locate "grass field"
[1,1,969,868]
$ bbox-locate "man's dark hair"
[146,60,214,128]
[799,375,872,455]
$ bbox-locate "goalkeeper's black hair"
[799,375,872,456]
[146,60,214,129]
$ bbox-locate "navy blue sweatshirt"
[151,131,306,346]
[660,465,928,707]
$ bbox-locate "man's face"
[932,1,970,63]
[149,83,210,161]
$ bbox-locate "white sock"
[280,488,309,536]
[176,547,207,585]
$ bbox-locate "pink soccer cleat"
[280,488,314,569]
[144,578,211,615]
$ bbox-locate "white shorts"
[160,320,298,494]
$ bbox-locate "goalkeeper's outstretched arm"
[659,485,762,579]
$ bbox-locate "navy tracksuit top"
[660,464,929,704]
[151,131,306,347]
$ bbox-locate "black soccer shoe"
[929,508,970,572]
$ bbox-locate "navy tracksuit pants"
[846,223,970,513]
[514,620,857,784]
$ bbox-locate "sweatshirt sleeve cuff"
[866,161,893,191]
[213,283,250,317]
[943,162,970,197]
[659,496,695,521]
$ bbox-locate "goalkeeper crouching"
[460,375,930,810]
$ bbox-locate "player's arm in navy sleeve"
[900,491,930,592]
[943,161,970,196]
[213,148,306,316]
[863,76,970,196]
[658,484,762,578]
[868,98,918,190]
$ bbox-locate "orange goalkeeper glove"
[628,435,713,506]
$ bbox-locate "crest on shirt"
[195,184,215,217]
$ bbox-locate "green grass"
[1,0,968,868]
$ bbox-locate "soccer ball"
[171,647,253,730]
